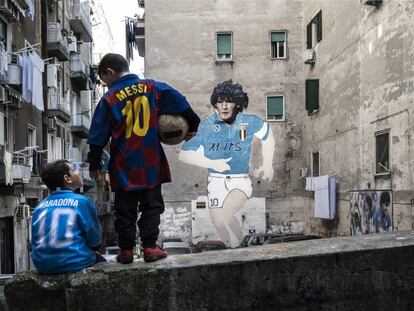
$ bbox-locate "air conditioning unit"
[362,0,382,7]
[304,49,315,64]
[16,204,30,220]
[0,0,19,22]
[67,36,77,53]
[47,64,58,88]
[48,117,57,131]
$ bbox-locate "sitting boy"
[31,160,103,274]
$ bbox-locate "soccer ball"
[158,114,189,145]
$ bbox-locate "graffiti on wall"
[179,80,275,247]
[349,190,393,235]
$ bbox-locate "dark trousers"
[114,185,165,249]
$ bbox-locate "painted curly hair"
[210,80,248,112]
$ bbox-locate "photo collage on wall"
[349,190,393,236]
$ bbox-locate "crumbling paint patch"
[269,221,305,235]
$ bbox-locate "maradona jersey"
[31,190,101,274]
[87,74,192,191]
[182,112,269,174]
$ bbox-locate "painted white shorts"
[207,173,252,208]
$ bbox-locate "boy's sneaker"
[143,246,168,263]
[116,249,134,264]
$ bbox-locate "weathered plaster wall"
[145,0,306,238]
[302,0,414,235]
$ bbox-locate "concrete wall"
[145,0,306,238]
[5,231,414,310]
[302,0,414,236]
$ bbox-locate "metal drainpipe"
[40,0,48,153]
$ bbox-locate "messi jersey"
[88,74,192,191]
[31,190,101,274]
[182,112,269,174]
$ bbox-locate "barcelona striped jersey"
[87,74,192,191]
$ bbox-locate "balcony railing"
[48,93,71,122]
[11,152,31,183]
[69,0,92,42]
[71,114,90,138]
[47,22,69,61]
[70,53,89,89]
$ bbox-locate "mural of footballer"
[179,80,275,246]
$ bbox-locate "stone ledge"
[5,231,414,310]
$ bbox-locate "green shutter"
[316,11,322,42]
[217,34,231,55]
[0,19,6,43]
[267,96,284,118]
[271,32,285,42]
[306,79,319,111]
[306,23,312,49]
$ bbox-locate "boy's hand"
[90,170,100,180]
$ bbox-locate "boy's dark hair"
[380,191,391,207]
[210,80,248,112]
[98,53,129,77]
[40,160,71,191]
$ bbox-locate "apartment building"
[137,0,414,241]
[0,0,112,274]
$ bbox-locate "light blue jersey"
[31,190,101,274]
[182,112,269,174]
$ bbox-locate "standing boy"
[31,160,102,274]
[87,53,200,263]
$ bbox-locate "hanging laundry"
[30,51,44,111]
[3,150,13,186]
[305,175,336,219]
[22,53,32,103]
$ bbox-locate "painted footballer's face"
[216,100,236,123]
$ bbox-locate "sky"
[98,0,145,76]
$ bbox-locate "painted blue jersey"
[31,190,101,274]
[181,112,269,174]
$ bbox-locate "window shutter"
[267,97,283,118]
[316,11,322,43]
[306,79,319,111]
[217,34,231,55]
[271,32,285,42]
[306,23,312,49]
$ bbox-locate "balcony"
[0,0,20,22]
[69,0,92,42]
[47,92,71,122]
[0,151,31,185]
[70,53,89,89]
[47,22,69,61]
[134,18,145,57]
[71,114,90,138]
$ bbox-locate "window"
[216,32,232,61]
[266,96,284,121]
[306,79,319,113]
[375,130,390,175]
[27,125,36,169]
[270,31,286,59]
[0,18,7,44]
[0,112,4,146]
[312,151,320,177]
[306,10,322,49]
